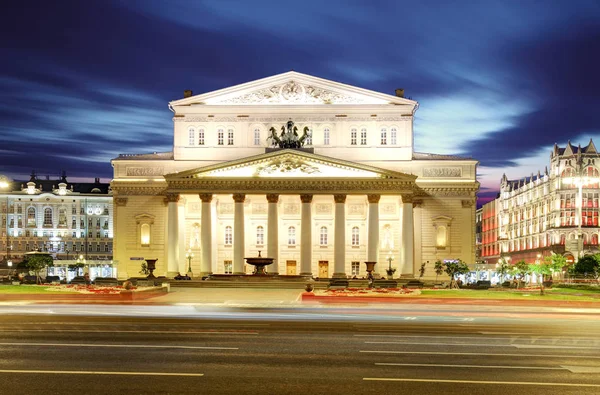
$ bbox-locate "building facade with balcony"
[0,172,114,280]
[481,140,600,265]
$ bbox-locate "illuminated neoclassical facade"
[481,140,600,265]
[111,72,479,280]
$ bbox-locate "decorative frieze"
[126,167,165,177]
[462,199,476,208]
[423,167,462,178]
[381,204,396,214]
[348,204,365,215]
[316,204,332,214]
[252,203,267,214]
[219,203,233,214]
[284,204,299,215]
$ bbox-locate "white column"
[165,193,180,277]
[401,194,414,276]
[177,197,186,274]
[413,199,423,276]
[333,194,347,278]
[462,199,476,264]
[233,193,246,274]
[199,194,213,276]
[267,194,279,275]
[367,194,380,272]
[300,194,313,276]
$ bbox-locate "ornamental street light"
[185,249,194,276]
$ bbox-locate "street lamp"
[385,252,395,279]
[76,254,86,276]
[185,249,193,277]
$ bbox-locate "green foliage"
[443,259,470,288]
[23,253,54,284]
[495,258,511,281]
[572,254,600,281]
[434,260,444,282]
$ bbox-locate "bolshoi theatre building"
[110,72,479,280]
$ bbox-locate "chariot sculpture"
[267,120,310,149]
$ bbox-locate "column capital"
[232,193,246,203]
[114,197,128,207]
[266,193,279,203]
[367,194,380,204]
[300,194,313,204]
[413,199,424,208]
[164,193,180,203]
[400,194,413,204]
[199,193,213,203]
[333,194,347,204]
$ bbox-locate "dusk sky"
[1,0,599,205]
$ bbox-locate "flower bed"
[43,284,139,295]
[316,287,420,297]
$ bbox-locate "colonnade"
[165,193,414,278]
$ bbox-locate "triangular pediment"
[167,149,416,181]
[170,71,416,107]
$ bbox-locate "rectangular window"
[323,128,330,145]
[224,260,232,274]
[188,128,195,146]
[381,129,387,145]
[360,129,367,145]
[228,129,234,145]
[218,129,224,145]
[390,128,397,145]
[105,244,109,252]
[197,129,204,145]
[350,129,357,145]
[254,129,260,146]
[351,261,360,276]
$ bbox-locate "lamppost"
[185,249,193,277]
[76,254,86,277]
[536,253,542,285]
[385,252,395,279]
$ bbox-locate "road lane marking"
[360,351,600,359]
[375,363,564,370]
[363,378,600,387]
[562,365,600,373]
[0,369,204,377]
[0,330,258,335]
[0,343,238,350]
[514,344,595,350]
[365,341,513,347]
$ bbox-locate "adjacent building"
[0,172,114,280]
[481,140,600,266]
[111,72,479,280]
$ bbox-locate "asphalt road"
[0,306,599,395]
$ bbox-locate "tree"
[68,262,85,276]
[511,260,530,288]
[139,262,149,276]
[495,258,511,283]
[443,259,470,289]
[23,252,54,284]
[572,254,600,283]
[434,260,444,283]
[527,253,564,295]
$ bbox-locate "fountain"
[244,251,274,275]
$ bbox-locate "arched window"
[140,224,150,246]
[390,127,397,145]
[27,207,36,227]
[350,128,357,145]
[323,128,330,145]
[188,127,195,146]
[380,128,387,145]
[227,128,234,145]
[58,208,67,226]
[256,226,264,245]
[320,226,328,246]
[351,226,359,246]
[306,129,312,146]
[288,226,296,245]
[43,208,52,226]
[360,128,367,145]
[254,128,261,146]
[217,128,224,145]
[225,226,232,245]
[198,128,205,145]
[593,234,599,245]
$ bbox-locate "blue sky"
[1,0,599,204]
